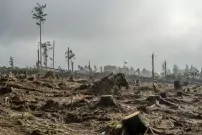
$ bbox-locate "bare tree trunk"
[53,40,55,69]
[89,60,91,72]
[152,53,154,83]
[39,21,42,67]
[165,61,167,77]
[37,48,39,68]
[68,47,70,71]
[71,61,74,71]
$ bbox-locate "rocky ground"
[0,73,202,135]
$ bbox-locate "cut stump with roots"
[0,86,12,95]
[107,111,148,135]
[43,71,55,79]
[122,111,148,135]
[94,95,119,107]
[174,81,181,89]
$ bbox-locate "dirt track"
[0,75,202,135]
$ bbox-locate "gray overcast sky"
[1,0,202,71]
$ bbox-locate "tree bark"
[39,21,42,67]
[122,111,147,135]
[68,47,70,71]
[94,95,119,107]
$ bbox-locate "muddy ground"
[0,74,202,135]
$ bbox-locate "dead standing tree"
[9,56,14,68]
[65,47,75,71]
[152,53,155,84]
[162,61,167,78]
[41,41,52,69]
[32,3,47,66]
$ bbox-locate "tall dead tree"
[88,61,92,72]
[32,3,47,66]
[67,47,70,70]
[152,53,155,83]
[9,56,14,68]
[71,61,74,71]
[162,61,167,78]
[41,41,51,69]
[65,48,75,71]
[37,47,40,68]
[100,66,103,73]
[52,40,55,69]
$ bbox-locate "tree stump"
[135,79,140,86]
[146,95,160,105]
[146,95,178,108]
[174,81,181,89]
[27,76,35,81]
[94,95,119,107]
[0,87,12,95]
[69,76,74,82]
[24,71,28,78]
[43,71,55,79]
[153,83,160,93]
[177,91,183,97]
[30,130,42,135]
[37,74,40,79]
[122,111,147,135]
[160,92,167,98]
[183,82,189,86]
[75,84,90,90]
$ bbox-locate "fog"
[1,0,202,71]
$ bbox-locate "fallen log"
[146,95,179,108]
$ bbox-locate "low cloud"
[1,0,202,71]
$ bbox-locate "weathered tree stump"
[146,95,179,108]
[183,82,189,86]
[135,79,140,86]
[177,91,183,96]
[0,86,12,95]
[55,74,60,79]
[94,95,119,107]
[37,74,40,79]
[122,111,147,135]
[43,71,55,79]
[41,99,60,111]
[69,76,74,82]
[30,129,42,135]
[27,76,35,81]
[160,92,167,98]
[174,81,181,89]
[24,71,28,78]
[146,95,160,105]
[75,84,91,90]
[106,112,149,135]
[153,83,160,93]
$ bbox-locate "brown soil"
[0,75,202,135]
